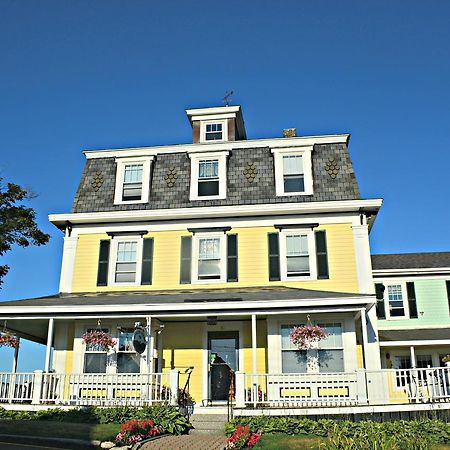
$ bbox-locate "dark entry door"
[208,331,238,401]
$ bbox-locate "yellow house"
[2,105,448,414]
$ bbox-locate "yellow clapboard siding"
[356,344,364,369]
[72,223,359,293]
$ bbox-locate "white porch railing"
[236,366,450,408]
[0,371,178,406]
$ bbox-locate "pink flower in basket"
[289,325,328,349]
[82,330,116,351]
[0,332,20,349]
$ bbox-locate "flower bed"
[115,419,162,446]
[226,424,261,449]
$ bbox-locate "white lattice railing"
[0,371,178,406]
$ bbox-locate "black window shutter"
[315,231,329,279]
[268,233,280,281]
[375,283,386,319]
[96,240,110,287]
[447,281,450,315]
[227,234,238,282]
[406,282,418,319]
[180,236,192,284]
[141,238,154,285]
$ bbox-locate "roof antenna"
[223,90,234,106]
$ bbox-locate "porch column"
[146,316,153,373]
[44,318,54,372]
[360,308,369,369]
[251,314,257,374]
[410,346,416,368]
[11,337,20,373]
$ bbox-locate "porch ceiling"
[0,286,374,319]
[2,318,50,344]
[379,327,450,343]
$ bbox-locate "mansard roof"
[71,136,361,213]
[372,252,450,270]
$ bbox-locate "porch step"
[190,414,228,435]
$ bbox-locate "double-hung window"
[192,233,227,283]
[281,325,307,373]
[387,284,406,318]
[114,156,153,205]
[279,230,316,280]
[317,323,344,373]
[272,147,313,196]
[189,151,228,200]
[115,241,138,283]
[84,328,108,373]
[283,155,304,193]
[117,328,140,373]
[122,164,143,201]
[205,123,223,141]
[198,160,219,196]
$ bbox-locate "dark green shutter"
[406,282,418,319]
[96,240,110,287]
[227,234,238,282]
[375,283,386,319]
[141,238,154,285]
[180,236,192,284]
[268,233,280,281]
[315,231,329,279]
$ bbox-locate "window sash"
[114,241,138,283]
[387,285,405,316]
[122,164,143,201]
[205,123,223,141]
[198,238,221,279]
[199,160,219,179]
[286,235,310,276]
[283,155,305,193]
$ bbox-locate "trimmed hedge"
[0,406,192,435]
[225,417,450,445]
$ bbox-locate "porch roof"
[379,327,450,346]
[0,286,374,319]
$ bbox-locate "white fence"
[236,366,450,408]
[0,371,178,406]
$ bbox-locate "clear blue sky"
[1,1,449,371]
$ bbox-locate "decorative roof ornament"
[91,171,104,191]
[325,157,340,179]
[222,90,234,106]
[243,162,258,183]
[164,167,178,187]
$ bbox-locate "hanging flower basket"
[442,355,450,364]
[0,332,20,349]
[82,330,116,351]
[289,325,329,349]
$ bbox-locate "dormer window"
[189,151,228,200]
[272,147,314,197]
[198,159,219,196]
[114,156,153,205]
[200,120,227,143]
[205,123,223,141]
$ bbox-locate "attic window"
[205,123,223,141]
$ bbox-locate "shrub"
[0,405,192,435]
[225,417,450,445]
[115,419,162,446]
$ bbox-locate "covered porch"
[2,287,448,411]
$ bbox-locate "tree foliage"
[0,177,50,287]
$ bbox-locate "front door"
[208,331,238,401]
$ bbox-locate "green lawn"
[253,434,450,450]
[0,420,120,442]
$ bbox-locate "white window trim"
[113,156,154,205]
[272,146,314,196]
[191,232,227,284]
[279,228,317,281]
[189,151,228,200]
[200,119,228,143]
[107,236,143,286]
[383,282,410,320]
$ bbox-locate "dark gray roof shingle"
[372,252,450,270]
[72,143,361,213]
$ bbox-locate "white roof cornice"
[83,134,350,160]
[49,199,382,227]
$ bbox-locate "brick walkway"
[140,433,226,450]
